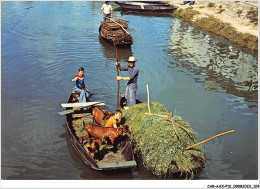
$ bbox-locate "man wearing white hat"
[116,56,139,108]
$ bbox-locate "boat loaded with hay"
[60,93,137,170]
[99,18,133,47]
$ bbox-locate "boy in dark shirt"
[72,67,89,102]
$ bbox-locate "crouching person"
[104,109,122,129]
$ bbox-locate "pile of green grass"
[122,102,205,179]
[72,118,93,138]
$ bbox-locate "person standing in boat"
[100,1,113,21]
[116,56,139,109]
[72,67,89,103]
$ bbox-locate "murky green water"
[1,1,258,180]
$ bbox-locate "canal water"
[1,1,258,181]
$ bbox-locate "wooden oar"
[58,107,81,115]
[86,89,93,96]
[110,30,120,109]
[58,102,105,115]
[186,130,235,150]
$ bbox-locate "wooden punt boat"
[115,1,177,12]
[64,93,137,170]
[99,19,133,47]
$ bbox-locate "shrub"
[237,9,242,17]
[218,9,225,14]
[246,7,258,25]
[174,8,200,22]
[207,2,215,7]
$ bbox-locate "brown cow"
[83,123,128,145]
[92,107,112,125]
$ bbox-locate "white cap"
[127,56,137,62]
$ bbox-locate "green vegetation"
[195,16,258,51]
[218,9,225,14]
[72,118,93,138]
[174,8,200,22]
[237,9,242,17]
[122,102,204,179]
[246,7,258,25]
[207,2,215,7]
[174,9,258,52]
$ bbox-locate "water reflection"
[1,1,258,180]
[24,1,35,9]
[99,37,133,62]
[168,19,258,103]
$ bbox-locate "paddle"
[86,89,93,96]
[58,101,105,115]
[61,101,105,108]
[58,107,81,115]
[110,29,120,109]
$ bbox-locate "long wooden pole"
[110,30,120,108]
[146,83,151,115]
[186,130,235,150]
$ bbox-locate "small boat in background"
[115,1,177,12]
[99,18,133,47]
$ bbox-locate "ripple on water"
[1,1,258,180]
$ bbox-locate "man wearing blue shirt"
[116,56,139,108]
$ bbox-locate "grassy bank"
[174,8,258,52]
[122,102,205,179]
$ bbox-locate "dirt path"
[169,1,258,37]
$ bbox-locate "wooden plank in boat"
[61,101,105,108]
[97,160,137,169]
[72,113,92,118]
[58,108,81,115]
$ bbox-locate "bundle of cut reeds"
[122,102,205,179]
[101,19,128,30]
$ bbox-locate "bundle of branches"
[122,102,205,179]
[101,19,128,30]
[100,29,132,43]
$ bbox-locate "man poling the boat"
[100,1,113,21]
[116,56,139,109]
[72,67,90,103]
